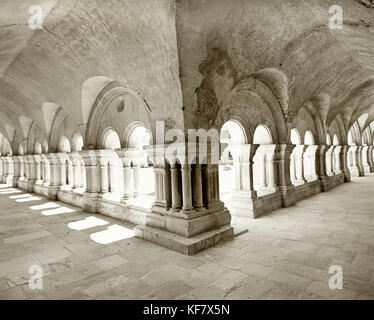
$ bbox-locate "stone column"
[108,156,123,197]
[99,161,109,196]
[348,146,360,177]
[79,156,86,189]
[340,146,351,182]
[275,144,296,207]
[133,164,142,198]
[71,152,81,190]
[325,145,335,177]
[304,145,318,182]
[12,156,20,187]
[181,163,193,211]
[333,146,342,175]
[34,155,42,184]
[0,157,3,183]
[170,162,182,210]
[45,153,60,199]
[294,145,307,184]
[26,155,36,192]
[356,146,364,176]
[18,156,25,183]
[362,146,371,174]
[192,162,204,210]
[5,156,14,185]
[367,146,374,172]
[264,145,278,191]
[230,144,259,217]
[81,150,100,212]
[116,149,141,202]
[41,154,50,186]
[253,146,267,190]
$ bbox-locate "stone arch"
[34,141,42,154]
[253,124,273,145]
[85,81,152,149]
[18,144,24,156]
[304,130,315,145]
[290,128,301,145]
[81,76,115,126]
[123,121,152,149]
[348,121,361,145]
[218,77,287,144]
[100,128,121,150]
[72,133,84,152]
[42,139,49,154]
[333,134,340,146]
[49,107,69,152]
[58,136,71,153]
[326,133,332,146]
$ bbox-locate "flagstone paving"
[0,175,373,300]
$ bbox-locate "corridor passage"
[0,176,373,300]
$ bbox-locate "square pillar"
[275,144,296,207]
[340,146,351,182]
[46,153,60,200]
[81,150,100,213]
[229,144,260,218]
[367,146,374,172]
[362,146,371,174]
[135,144,233,255]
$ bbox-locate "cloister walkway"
[0,175,373,300]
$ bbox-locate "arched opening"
[304,131,314,145]
[124,123,155,208]
[326,134,332,146]
[253,125,276,195]
[127,125,151,149]
[42,140,48,154]
[218,120,247,209]
[333,134,339,146]
[253,125,273,145]
[290,128,303,185]
[18,145,24,156]
[303,131,318,182]
[59,136,71,153]
[73,134,84,152]
[34,142,42,155]
[291,128,301,145]
[348,130,354,146]
[102,129,121,150]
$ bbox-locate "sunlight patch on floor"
[68,216,109,231]
[41,206,75,216]
[9,194,33,199]
[30,202,60,210]
[90,224,135,244]
[16,196,41,202]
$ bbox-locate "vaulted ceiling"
[0,0,373,147]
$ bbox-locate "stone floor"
[0,175,374,300]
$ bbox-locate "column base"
[5,175,14,185]
[146,204,231,238]
[230,190,260,219]
[12,176,19,187]
[48,185,59,200]
[320,174,344,192]
[134,224,233,256]
[349,166,361,177]
[342,169,351,182]
[279,185,296,207]
[26,180,35,192]
[83,192,99,213]
[363,165,371,175]
[230,190,282,219]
